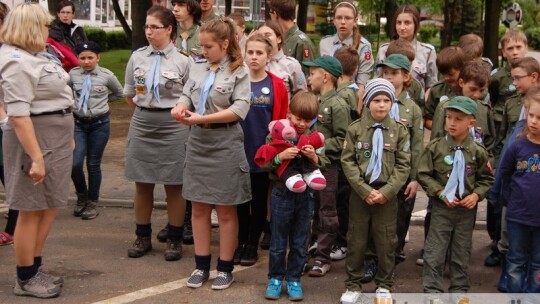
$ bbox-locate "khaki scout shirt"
[314,90,351,166]
[417,135,494,201]
[179,57,250,120]
[424,80,457,120]
[431,97,496,154]
[202,11,219,23]
[282,24,316,77]
[319,34,374,85]
[396,91,424,180]
[0,44,73,116]
[69,65,124,117]
[267,49,307,100]
[377,39,438,89]
[176,24,201,59]
[500,93,523,144]
[341,114,411,201]
[489,65,515,122]
[336,80,360,120]
[407,78,425,110]
[124,43,190,109]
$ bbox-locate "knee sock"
[4,209,19,235]
[195,254,211,271]
[217,257,234,273]
[135,224,152,237]
[16,264,38,281]
[166,224,183,241]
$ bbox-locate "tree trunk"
[48,0,61,14]
[441,0,456,48]
[111,0,132,45]
[297,0,307,32]
[131,1,152,50]
[384,0,397,39]
[484,0,502,68]
[225,0,232,15]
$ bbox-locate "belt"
[74,111,110,122]
[137,106,173,112]
[30,108,72,116]
[198,122,238,129]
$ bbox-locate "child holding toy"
[258,91,325,301]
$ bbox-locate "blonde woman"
[0,3,74,298]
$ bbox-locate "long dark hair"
[390,4,420,40]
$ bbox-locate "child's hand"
[366,189,378,205]
[459,193,480,209]
[279,147,300,161]
[372,192,388,204]
[171,103,188,121]
[404,181,419,202]
[438,190,455,208]
[300,144,318,163]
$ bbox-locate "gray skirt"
[125,107,188,184]
[3,114,74,211]
[183,124,251,205]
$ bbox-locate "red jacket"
[268,71,289,120]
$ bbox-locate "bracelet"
[438,192,446,200]
[273,155,282,165]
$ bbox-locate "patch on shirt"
[303,48,310,58]
[402,141,410,153]
[486,160,494,174]
[343,139,348,149]
[364,51,371,61]
[10,50,20,58]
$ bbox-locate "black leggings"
[237,172,270,246]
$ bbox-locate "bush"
[84,26,108,50]
[525,27,540,50]
[418,25,440,43]
[359,23,379,35]
[107,31,130,50]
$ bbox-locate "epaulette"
[298,33,307,40]
[360,36,371,45]
[98,67,114,75]
[70,66,81,72]
[285,55,300,64]
[321,34,334,40]
[419,42,435,50]
[349,118,363,127]
[134,46,148,52]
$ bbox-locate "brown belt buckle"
[200,123,211,129]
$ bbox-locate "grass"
[99,49,131,87]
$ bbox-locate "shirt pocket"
[210,79,235,108]
[41,64,69,85]
[91,85,108,98]
[381,143,396,179]
[160,71,183,100]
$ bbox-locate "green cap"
[375,54,411,71]
[444,96,478,117]
[302,56,343,78]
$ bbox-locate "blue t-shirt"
[499,136,540,227]
[240,75,274,172]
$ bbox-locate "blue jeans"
[268,186,314,282]
[71,114,110,201]
[506,220,540,293]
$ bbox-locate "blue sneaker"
[287,281,304,301]
[264,278,282,300]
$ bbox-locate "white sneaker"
[330,245,348,260]
[405,230,410,243]
[375,287,392,303]
[340,289,361,304]
[308,241,317,256]
[416,258,424,266]
[211,209,219,227]
[308,261,331,277]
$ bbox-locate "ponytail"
[200,18,243,73]
[351,26,361,50]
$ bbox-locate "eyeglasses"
[511,74,531,81]
[143,25,167,31]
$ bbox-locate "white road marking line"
[92,256,268,304]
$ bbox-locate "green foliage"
[524,27,540,49]
[98,49,131,86]
[418,25,440,43]
[82,27,130,51]
[84,26,108,51]
[359,23,379,35]
[107,31,130,50]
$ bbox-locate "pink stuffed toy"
[254,119,326,193]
